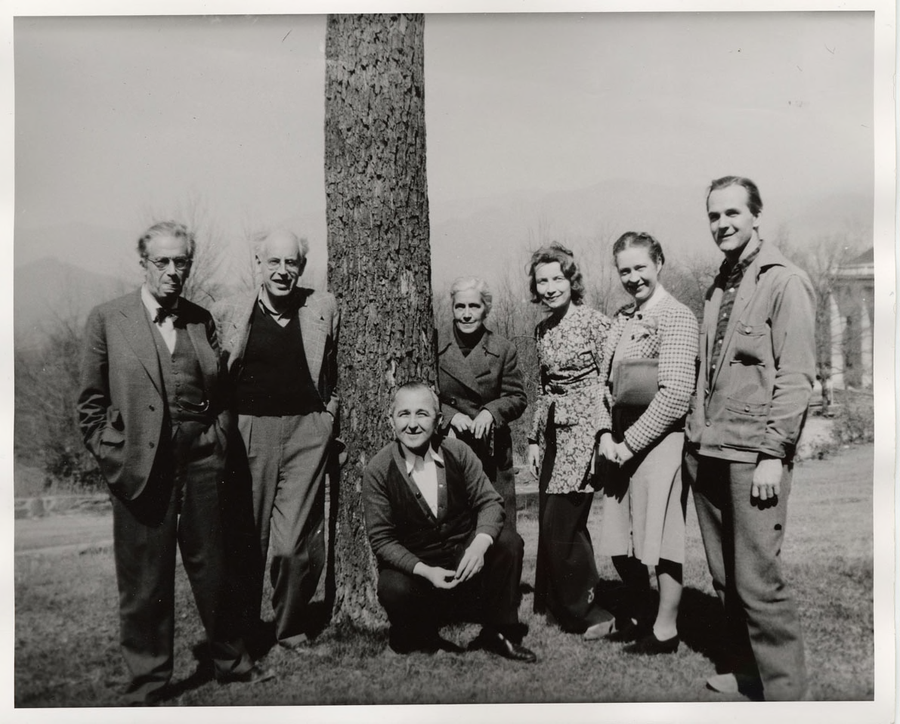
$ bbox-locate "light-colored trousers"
[684,447,807,701]
[238,411,332,647]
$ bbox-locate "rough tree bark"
[324,14,434,627]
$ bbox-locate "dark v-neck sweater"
[234,303,322,417]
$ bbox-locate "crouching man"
[363,381,537,662]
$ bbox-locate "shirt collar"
[257,287,296,320]
[722,238,764,278]
[402,444,444,473]
[635,284,668,315]
[141,285,179,316]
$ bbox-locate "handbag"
[611,358,659,409]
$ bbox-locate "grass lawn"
[14,444,874,707]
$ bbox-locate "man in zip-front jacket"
[683,177,815,701]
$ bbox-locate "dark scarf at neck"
[453,324,486,357]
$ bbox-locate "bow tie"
[153,307,179,324]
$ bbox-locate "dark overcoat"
[437,327,527,476]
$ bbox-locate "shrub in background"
[15,319,106,493]
[830,392,875,446]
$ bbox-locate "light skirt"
[598,431,687,565]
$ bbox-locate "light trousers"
[238,411,331,647]
[685,448,807,701]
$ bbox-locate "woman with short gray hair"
[437,276,527,533]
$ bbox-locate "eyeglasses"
[264,258,302,272]
[145,256,192,271]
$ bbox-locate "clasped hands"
[449,410,494,440]
[597,432,634,467]
[413,533,492,590]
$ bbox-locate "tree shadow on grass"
[163,643,217,701]
[676,586,729,667]
[595,579,730,668]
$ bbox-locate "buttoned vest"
[149,323,209,424]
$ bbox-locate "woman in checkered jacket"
[595,232,699,655]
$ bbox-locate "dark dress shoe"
[469,629,537,663]
[623,632,679,655]
[706,672,765,700]
[423,636,465,654]
[217,664,275,685]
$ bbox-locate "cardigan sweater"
[362,437,504,574]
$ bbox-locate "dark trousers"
[533,490,611,632]
[237,412,330,647]
[111,420,251,705]
[685,448,807,700]
[377,527,524,648]
[457,432,518,536]
[491,465,518,536]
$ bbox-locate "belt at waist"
[544,378,602,395]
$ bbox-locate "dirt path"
[15,514,112,556]
[15,436,869,558]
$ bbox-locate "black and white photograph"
[5,1,896,722]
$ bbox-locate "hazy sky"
[13,11,875,252]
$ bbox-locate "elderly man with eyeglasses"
[78,221,271,705]
[213,229,340,653]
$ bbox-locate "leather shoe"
[278,633,311,650]
[389,631,464,655]
[623,631,679,655]
[707,672,739,693]
[469,629,537,663]
[217,664,275,685]
[706,672,764,698]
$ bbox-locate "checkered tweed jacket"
[597,289,699,454]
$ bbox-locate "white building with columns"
[827,247,874,389]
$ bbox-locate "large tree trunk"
[324,14,434,627]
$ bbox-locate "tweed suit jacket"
[212,286,340,419]
[77,289,230,502]
[597,289,699,454]
[437,327,527,471]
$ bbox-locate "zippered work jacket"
[685,241,815,463]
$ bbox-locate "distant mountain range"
[15,180,873,347]
[15,222,143,280]
[14,257,129,349]
[427,179,874,290]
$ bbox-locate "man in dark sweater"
[214,229,339,650]
[363,382,537,662]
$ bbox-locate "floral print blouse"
[529,304,611,494]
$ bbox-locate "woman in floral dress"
[526,243,616,638]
